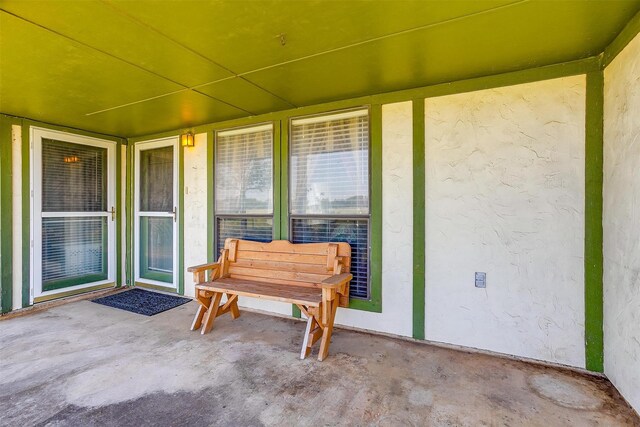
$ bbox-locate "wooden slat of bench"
[198,278,323,306]
[228,266,331,284]
[228,274,323,289]
[232,258,331,274]
[236,250,328,266]
[234,239,350,256]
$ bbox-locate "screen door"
[134,137,178,289]
[32,128,116,301]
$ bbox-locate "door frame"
[134,137,179,290]
[30,127,117,303]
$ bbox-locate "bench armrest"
[319,273,353,290]
[187,262,221,274]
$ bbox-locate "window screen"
[290,109,370,299]
[215,124,274,256]
[41,139,108,290]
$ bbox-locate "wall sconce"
[181,132,195,147]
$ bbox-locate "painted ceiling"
[1,0,639,137]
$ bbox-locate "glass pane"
[216,217,273,256]
[42,217,107,290]
[291,218,369,299]
[140,146,173,212]
[216,127,273,214]
[290,113,369,215]
[42,139,106,212]
[140,217,173,282]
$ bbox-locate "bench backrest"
[220,238,351,306]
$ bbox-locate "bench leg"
[201,292,223,335]
[318,299,338,361]
[228,294,241,319]
[300,313,322,359]
[191,305,207,331]
[191,289,211,331]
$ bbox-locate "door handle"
[109,206,116,221]
[169,206,176,222]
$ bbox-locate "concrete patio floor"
[1,296,638,427]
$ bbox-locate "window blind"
[291,218,369,299]
[216,125,273,215]
[140,146,173,212]
[42,217,107,288]
[216,217,273,255]
[215,124,274,255]
[42,139,106,212]
[289,109,371,300]
[290,110,369,215]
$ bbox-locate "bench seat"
[196,278,323,307]
[188,238,352,361]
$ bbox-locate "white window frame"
[134,137,179,289]
[30,127,117,302]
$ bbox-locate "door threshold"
[34,282,116,303]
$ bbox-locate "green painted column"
[584,71,604,372]
[0,116,14,314]
[412,100,426,340]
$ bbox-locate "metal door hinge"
[109,206,116,221]
[169,206,176,222]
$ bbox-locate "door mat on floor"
[92,288,191,316]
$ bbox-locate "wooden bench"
[187,238,352,361]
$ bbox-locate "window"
[215,124,274,256]
[289,109,370,299]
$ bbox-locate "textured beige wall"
[424,76,586,367]
[603,32,640,414]
[183,133,209,298]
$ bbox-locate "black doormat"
[92,288,191,316]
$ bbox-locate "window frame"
[288,107,373,301]
[213,122,276,256]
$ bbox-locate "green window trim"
[584,71,604,373]
[412,100,426,340]
[0,115,15,314]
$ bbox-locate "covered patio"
[1,297,638,426]
[2,0,640,425]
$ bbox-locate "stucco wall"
[183,133,209,298]
[424,76,587,367]
[603,32,640,414]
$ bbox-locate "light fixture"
[181,132,195,147]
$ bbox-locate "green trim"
[115,141,122,286]
[273,121,282,241]
[354,103,382,313]
[21,118,123,144]
[207,130,215,263]
[178,140,185,295]
[412,99,426,339]
[0,116,14,313]
[134,281,176,293]
[125,143,133,285]
[584,71,604,373]
[138,216,173,284]
[21,122,30,308]
[43,273,109,292]
[602,10,640,69]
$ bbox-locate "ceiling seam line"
[0,9,255,117]
[85,89,189,116]
[130,0,527,89]
[99,0,298,108]
[237,0,530,77]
